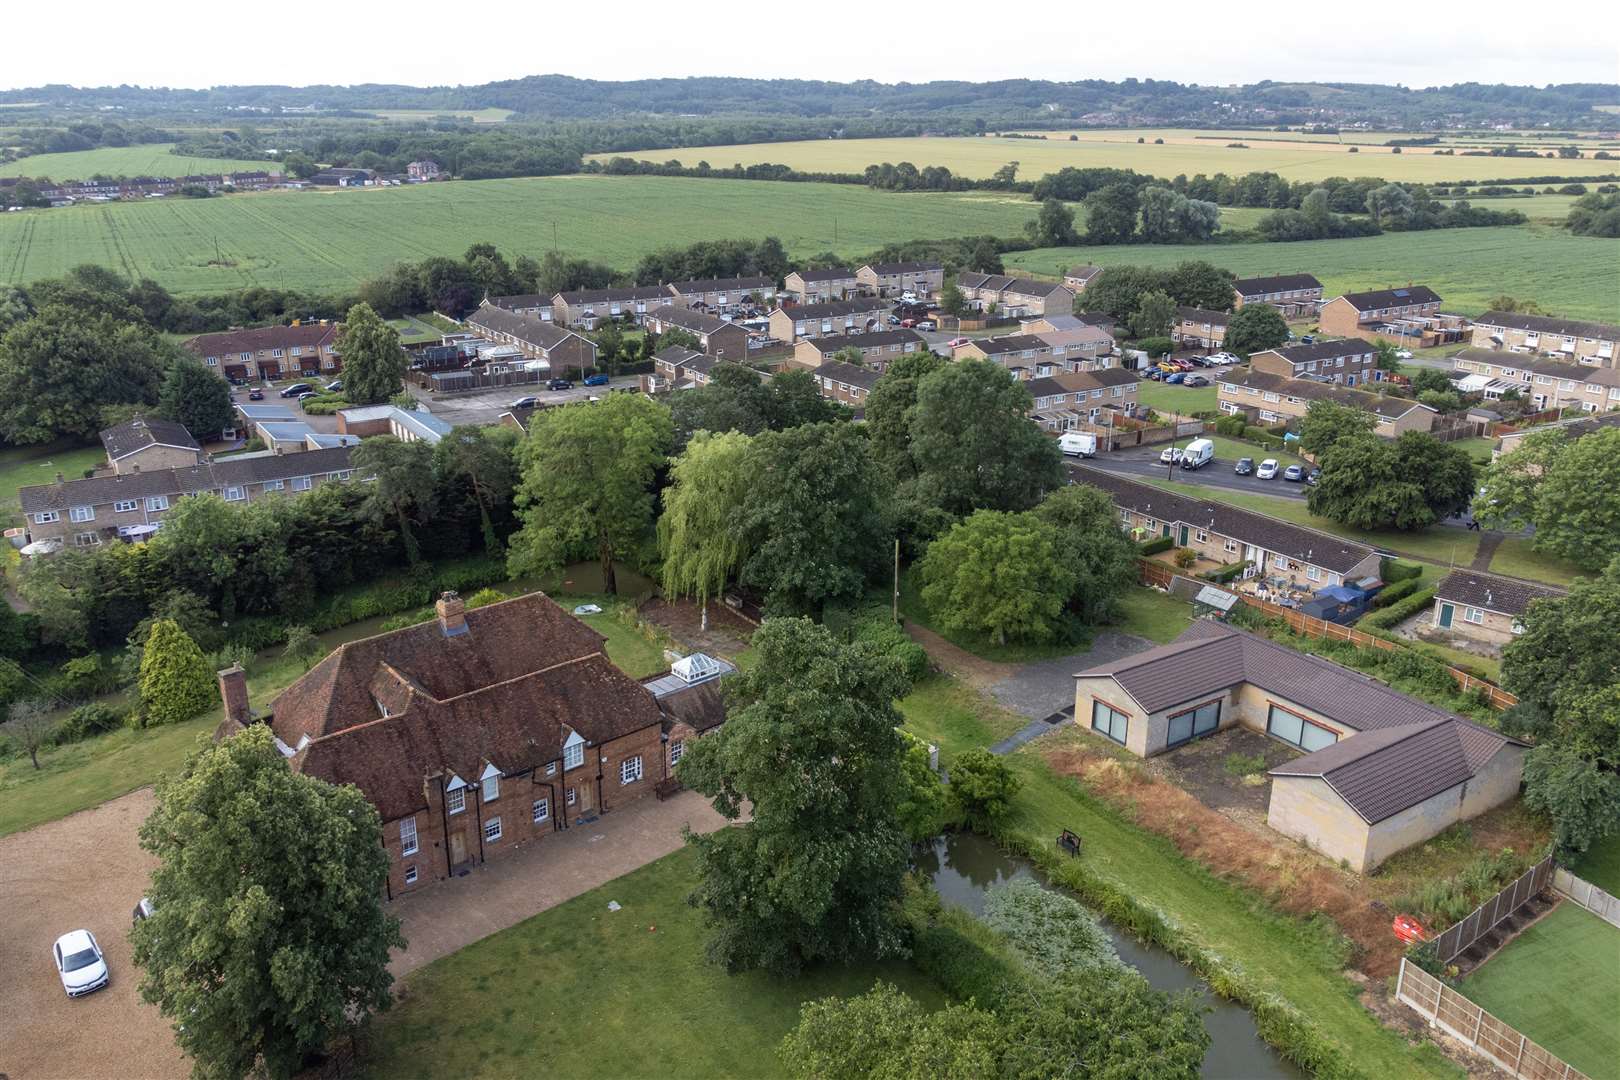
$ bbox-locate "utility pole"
[892,538,901,624]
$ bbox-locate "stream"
[918,832,1302,1079]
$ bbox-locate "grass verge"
[1487,536,1589,588]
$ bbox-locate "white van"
[1059,432,1097,457]
[1179,438,1215,470]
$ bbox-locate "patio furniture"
[1057,830,1083,856]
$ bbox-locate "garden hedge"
[1360,587,1437,630]
[1370,577,1427,609]
[1140,535,1174,555]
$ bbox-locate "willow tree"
[658,431,754,630]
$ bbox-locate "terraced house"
[1451,347,1620,412]
[1217,370,1435,436]
[784,267,858,302]
[1172,307,1229,350]
[854,261,944,298]
[19,446,356,548]
[954,334,1055,378]
[1468,310,1620,367]
[185,322,342,382]
[214,592,730,898]
[1076,467,1381,591]
[643,305,751,359]
[1025,369,1140,430]
[1317,285,1468,348]
[810,361,878,407]
[1231,273,1324,317]
[1249,339,1380,387]
[552,285,671,328]
[1073,621,1527,872]
[791,329,924,372]
[665,276,775,312]
[768,298,887,343]
[465,302,599,373]
[1062,265,1102,293]
[955,273,1073,318]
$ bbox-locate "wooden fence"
[1428,855,1555,963]
[1134,560,1518,711]
[1395,959,1589,1080]
[1553,867,1620,929]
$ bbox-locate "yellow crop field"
[592,133,1620,184]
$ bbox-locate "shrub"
[1223,752,1267,777]
[1204,560,1251,584]
[1370,577,1426,608]
[58,653,120,700]
[207,643,255,673]
[950,749,1021,830]
[58,702,126,743]
[1140,535,1174,555]
[1381,558,1424,583]
[853,610,930,688]
[1172,547,1198,569]
[1214,414,1246,437]
[1361,587,1436,630]
[1137,336,1174,358]
[1391,848,1526,925]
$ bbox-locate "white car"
[899,291,918,303]
[1208,351,1240,365]
[1159,446,1184,464]
[1256,458,1280,479]
[53,929,108,998]
[1395,349,1414,360]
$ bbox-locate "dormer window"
[445,773,468,815]
[563,731,585,770]
[480,763,501,802]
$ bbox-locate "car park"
[546,378,573,391]
[1256,458,1279,479]
[583,373,610,386]
[1283,464,1305,482]
[1234,457,1254,475]
[1166,372,1185,383]
[508,396,539,409]
[278,382,313,398]
[53,930,108,998]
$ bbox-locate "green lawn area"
[1111,585,1193,643]
[0,440,105,528]
[1488,536,1589,588]
[386,316,442,345]
[0,143,272,180]
[567,595,676,679]
[1462,904,1620,1079]
[1203,435,1306,469]
[1449,436,1496,465]
[898,678,1459,1079]
[1135,378,1217,415]
[361,846,944,1079]
[1569,833,1620,895]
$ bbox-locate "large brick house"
[855,261,944,298]
[215,592,732,899]
[1317,286,1468,348]
[1217,370,1435,437]
[1249,339,1380,387]
[767,299,887,344]
[465,302,599,374]
[1231,273,1323,317]
[100,416,204,474]
[1451,347,1620,412]
[643,306,751,360]
[784,267,858,302]
[1469,311,1619,367]
[956,273,1072,317]
[185,322,343,382]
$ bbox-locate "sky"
[4,0,1617,91]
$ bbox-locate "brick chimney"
[436,591,468,637]
[218,664,250,726]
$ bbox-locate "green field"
[366,107,513,123]
[1462,904,1619,1078]
[0,143,273,181]
[0,440,105,528]
[0,175,1041,295]
[1007,226,1620,322]
[600,133,1620,184]
[1570,833,1620,894]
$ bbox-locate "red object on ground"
[1392,914,1428,945]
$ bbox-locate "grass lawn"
[1448,436,1496,464]
[0,143,271,180]
[1111,585,1193,643]
[361,847,944,1079]
[0,440,105,528]
[897,678,1459,1079]
[386,316,442,345]
[1569,833,1620,895]
[1134,378,1217,415]
[1202,435,1306,469]
[567,595,676,679]
[1488,536,1589,587]
[1462,904,1620,1078]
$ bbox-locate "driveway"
[0,788,186,1080]
[988,631,1155,721]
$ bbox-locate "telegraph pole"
[892,538,901,624]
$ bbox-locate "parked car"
[1180,438,1215,470]
[946,337,969,348]
[1207,351,1239,365]
[1183,374,1210,387]
[1166,372,1185,384]
[1283,464,1305,482]
[899,318,917,328]
[1234,457,1254,475]
[133,897,154,925]
[916,320,936,331]
[1307,468,1322,486]
[1142,368,1163,380]
[887,315,901,325]
[278,382,313,398]
[508,396,539,409]
[546,378,573,391]
[583,373,610,387]
[247,388,264,401]
[1395,349,1414,360]
[324,380,343,393]
[53,930,108,998]
[1298,335,1315,345]
[1256,458,1280,479]
[296,391,317,405]
[900,291,918,303]
[1159,446,1184,464]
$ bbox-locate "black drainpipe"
[439,775,452,880]
[474,781,486,864]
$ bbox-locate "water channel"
[918,832,1302,1079]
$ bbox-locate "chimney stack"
[436,591,468,637]
[218,664,250,726]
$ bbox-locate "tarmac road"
[1068,447,1311,501]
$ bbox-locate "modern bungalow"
[1430,571,1562,649]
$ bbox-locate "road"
[1070,448,1311,501]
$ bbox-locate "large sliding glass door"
[1167,699,1222,748]
[1091,700,1130,746]
[1266,704,1339,752]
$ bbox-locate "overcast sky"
[5,1,1617,91]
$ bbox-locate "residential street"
[1070,450,1310,501]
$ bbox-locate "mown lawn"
[1462,904,1620,1079]
[1488,536,1589,588]
[1134,378,1218,415]
[566,594,677,679]
[0,440,105,528]
[1569,832,1620,895]
[361,847,944,1080]
[898,678,1459,1079]
[1111,585,1193,643]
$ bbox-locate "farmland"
[0,143,272,181]
[0,175,1041,295]
[592,133,1620,184]
[1007,226,1620,321]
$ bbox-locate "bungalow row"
[1430,571,1563,649]
[1074,620,1527,873]
[1217,370,1436,437]
[1317,286,1469,348]
[1469,310,1619,367]
[184,322,343,383]
[1451,347,1620,413]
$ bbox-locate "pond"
[918,832,1302,1080]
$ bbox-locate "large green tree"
[1223,303,1290,356]
[508,393,674,594]
[1032,484,1138,624]
[0,303,167,442]
[351,437,438,567]
[132,725,404,1080]
[1475,427,1620,569]
[658,431,755,628]
[1130,288,1176,340]
[668,364,842,442]
[158,358,235,440]
[1298,399,1379,457]
[137,618,216,726]
[1029,198,1080,246]
[864,351,946,486]
[676,618,911,974]
[431,424,518,554]
[335,303,406,405]
[1083,184,1140,244]
[919,510,1076,645]
[1307,431,1473,531]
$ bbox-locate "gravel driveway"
[0,788,186,1080]
[988,631,1155,720]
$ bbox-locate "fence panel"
[1552,867,1620,929]
[1395,960,1590,1080]
[1427,856,1553,963]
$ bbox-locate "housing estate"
[810,361,878,407]
[1493,410,1620,459]
[464,302,599,374]
[1249,339,1380,387]
[854,262,944,298]
[767,299,887,344]
[954,334,1055,378]
[1022,312,1118,336]
[791,329,925,372]
[1317,286,1468,348]
[101,417,204,473]
[1073,621,1527,873]
[552,286,670,328]
[1025,369,1140,430]
[1035,325,1117,369]
[643,345,720,394]
[487,294,553,319]
[1076,467,1382,590]
[185,322,343,382]
[1217,370,1436,436]
[1172,307,1229,350]
[955,273,1073,318]
[1430,571,1562,648]
[1062,265,1102,293]
[643,305,751,359]
[1231,273,1323,317]
[1469,310,1619,366]
[784,267,858,302]
[214,592,730,898]
[665,276,776,312]
[1451,347,1620,413]
[19,446,356,548]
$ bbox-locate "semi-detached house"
[185,322,343,382]
[855,261,944,298]
[1172,307,1229,350]
[1317,286,1468,348]
[1025,369,1140,430]
[784,267,858,302]
[956,274,1073,318]
[643,305,751,360]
